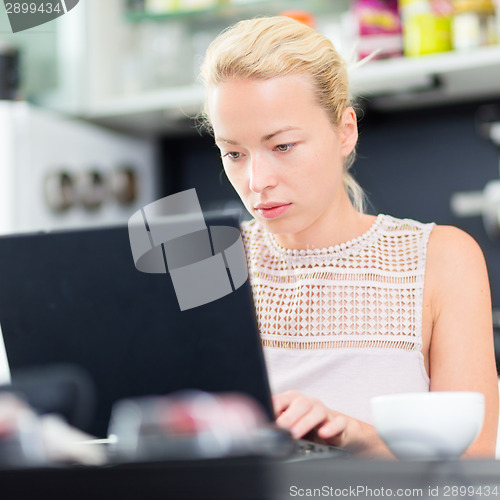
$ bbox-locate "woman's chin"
[256,217,304,238]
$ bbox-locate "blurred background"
[1,0,500,318]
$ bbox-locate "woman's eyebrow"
[216,126,301,146]
[215,137,239,145]
[262,126,301,142]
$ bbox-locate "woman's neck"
[273,199,375,251]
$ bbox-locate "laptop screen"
[0,213,273,438]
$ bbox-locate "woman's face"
[207,74,358,247]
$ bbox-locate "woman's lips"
[255,203,292,219]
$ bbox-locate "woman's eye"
[274,143,294,152]
[223,152,242,160]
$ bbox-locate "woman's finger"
[317,414,348,441]
[275,394,314,429]
[272,391,302,416]
[287,400,329,439]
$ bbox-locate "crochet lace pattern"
[240,214,435,352]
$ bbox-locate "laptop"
[0,213,346,459]
[0,213,274,437]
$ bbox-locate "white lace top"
[240,214,435,424]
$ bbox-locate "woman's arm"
[425,225,499,458]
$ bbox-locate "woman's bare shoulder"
[426,224,489,304]
[427,224,486,268]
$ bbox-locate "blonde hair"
[199,16,365,213]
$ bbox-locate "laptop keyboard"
[290,438,349,461]
[252,426,349,461]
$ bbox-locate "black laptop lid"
[0,213,273,438]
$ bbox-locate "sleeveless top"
[240,214,435,424]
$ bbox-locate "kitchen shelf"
[83,44,500,134]
[123,0,335,22]
[124,1,267,22]
[352,44,500,92]
[125,6,219,22]
[84,84,205,135]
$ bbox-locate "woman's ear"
[340,107,358,158]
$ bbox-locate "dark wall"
[159,100,500,307]
[354,102,500,306]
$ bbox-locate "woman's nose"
[248,155,277,194]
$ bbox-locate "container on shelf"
[351,0,404,60]
[452,0,498,50]
[128,20,194,92]
[144,0,178,14]
[130,0,226,15]
[278,9,316,27]
[177,0,220,11]
[398,0,454,56]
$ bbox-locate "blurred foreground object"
[108,391,295,462]
[0,393,45,467]
[0,393,106,467]
[0,365,105,467]
[1,365,96,433]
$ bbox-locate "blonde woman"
[199,16,498,458]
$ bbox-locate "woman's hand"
[273,391,347,443]
[273,391,394,458]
